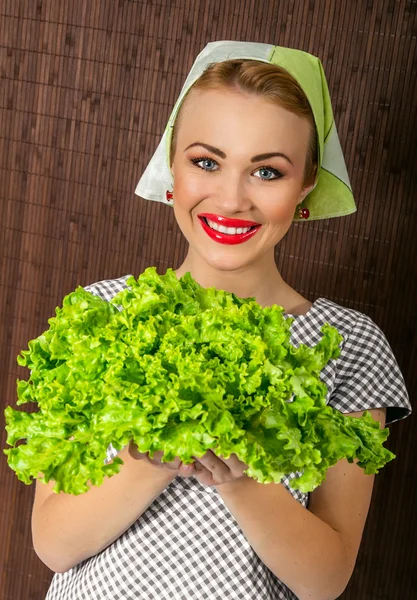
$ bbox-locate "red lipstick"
[198,213,260,227]
[197,213,261,245]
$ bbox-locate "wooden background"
[1,0,416,598]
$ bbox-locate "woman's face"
[171,87,314,273]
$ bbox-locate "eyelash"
[190,157,283,181]
[191,157,218,171]
[255,166,283,181]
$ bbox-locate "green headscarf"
[135,41,356,221]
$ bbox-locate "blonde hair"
[170,59,318,186]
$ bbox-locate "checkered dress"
[45,275,411,600]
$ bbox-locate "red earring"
[166,190,174,202]
[295,204,310,219]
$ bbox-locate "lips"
[197,213,262,245]
[198,213,260,227]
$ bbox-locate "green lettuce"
[4,267,394,495]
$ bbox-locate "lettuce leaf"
[4,267,395,495]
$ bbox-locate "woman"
[34,41,411,600]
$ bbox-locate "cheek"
[172,172,202,227]
[173,170,207,208]
[259,192,299,226]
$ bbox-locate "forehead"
[175,87,311,156]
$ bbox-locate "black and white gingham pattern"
[45,276,411,600]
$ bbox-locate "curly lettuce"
[4,267,394,495]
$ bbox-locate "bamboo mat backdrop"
[0,0,416,598]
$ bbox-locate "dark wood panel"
[0,1,415,598]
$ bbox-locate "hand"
[128,443,249,486]
[128,441,195,477]
[191,450,249,488]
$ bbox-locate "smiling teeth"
[206,218,252,235]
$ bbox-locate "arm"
[196,408,386,600]
[32,443,177,573]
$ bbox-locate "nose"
[214,171,252,214]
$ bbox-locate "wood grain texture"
[0,0,415,598]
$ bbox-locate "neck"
[174,250,292,308]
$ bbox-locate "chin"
[196,248,259,273]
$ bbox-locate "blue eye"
[254,167,282,181]
[191,157,219,171]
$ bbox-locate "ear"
[299,180,316,202]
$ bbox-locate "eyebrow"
[184,142,293,166]
[251,151,294,166]
[185,142,226,159]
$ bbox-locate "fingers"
[218,452,248,472]
[144,451,199,476]
[178,462,196,477]
[128,441,149,460]
[128,444,247,486]
[130,447,183,472]
[147,451,182,471]
[194,450,230,484]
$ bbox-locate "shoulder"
[297,297,411,425]
[84,274,134,303]
[288,297,372,349]
[291,296,396,344]
[310,297,397,361]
